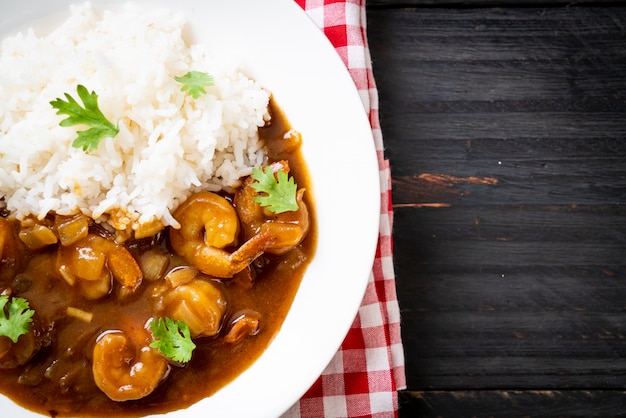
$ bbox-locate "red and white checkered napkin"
[284,1,406,417]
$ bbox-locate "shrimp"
[0,217,8,262]
[169,164,310,278]
[0,331,41,369]
[92,327,168,402]
[0,217,21,283]
[151,266,227,338]
[234,161,310,255]
[169,191,276,278]
[223,310,260,344]
[56,234,143,299]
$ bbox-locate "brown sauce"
[0,100,316,417]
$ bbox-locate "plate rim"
[0,1,381,417]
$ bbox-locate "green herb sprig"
[149,317,196,363]
[50,85,119,153]
[0,296,35,343]
[174,71,214,99]
[251,166,299,214]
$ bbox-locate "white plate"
[0,1,380,417]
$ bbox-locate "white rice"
[0,2,270,231]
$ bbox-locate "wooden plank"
[394,205,626,265]
[367,7,626,178]
[394,205,626,388]
[392,164,626,206]
[366,5,626,397]
[399,390,626,417]
[368,0,626,6]
[394,204,626,245]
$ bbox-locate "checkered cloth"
[283,1,406,417]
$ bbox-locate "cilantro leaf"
[149,317,196,363]
[0,296,35,344]
[174,71,214,99]
[251,166,299,214]
[50,85,119,153]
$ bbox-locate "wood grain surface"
[366,1,626,415]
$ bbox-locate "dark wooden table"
[366,0,626,415]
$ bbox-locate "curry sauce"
[0,101,316,417]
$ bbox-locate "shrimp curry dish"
[0,102,316,417]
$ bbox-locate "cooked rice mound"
[0,2,270,231]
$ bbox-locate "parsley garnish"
[149,317,196,363]
[0,296,35,344]
[174,71,214,99]
[50,85,119,153]
[251,166,299,214]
